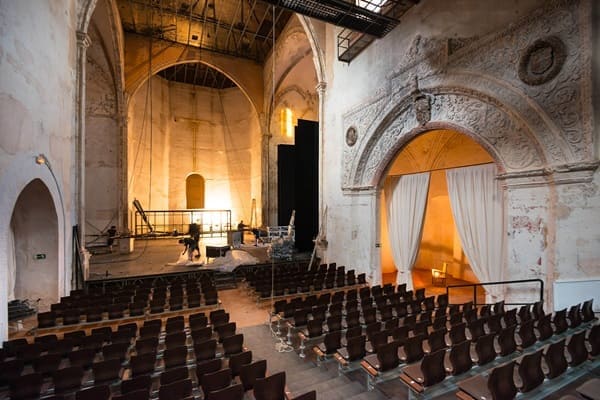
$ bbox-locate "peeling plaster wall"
[85,20,121,239]
[320,0,599,307]
[0,1,77,340]
[128,76,260,226]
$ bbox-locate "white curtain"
[385,172,430,291]
[446,164,504,301]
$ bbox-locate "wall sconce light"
[35,154,47,165]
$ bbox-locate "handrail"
[446,278,544,307]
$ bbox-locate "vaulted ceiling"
[118,0,293,89]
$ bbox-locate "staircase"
[240,324,390,400]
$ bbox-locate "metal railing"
[133,209,231,238]
[446,278,544,307]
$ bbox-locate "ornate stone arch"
[343,81,552,190]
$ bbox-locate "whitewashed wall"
[0,1,79,341]
[319,0,599,307]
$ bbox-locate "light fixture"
[35,154,47,165]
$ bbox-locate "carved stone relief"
[342,0,593,191]
[518,36,566,86]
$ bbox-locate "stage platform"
[87,236,311,284]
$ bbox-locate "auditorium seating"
[0,307,321,400]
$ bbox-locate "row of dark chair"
[37,289,219,328]
[1,308,275,399]
[455,324,599,399]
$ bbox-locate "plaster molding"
[341,0,592,192]
[76,31,91,49]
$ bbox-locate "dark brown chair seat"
[517,319,537,349]
[160,366,189,386]
[497,326,517,357]
[474,333,496,366]
[318,330,342,355]
[195,358,223,384]
[567,330,588,366]
[553,308,569,334]
[402,347,446,389]
[449,322,467,346]
[53,366,84,394]
[164,345,189,369]
[206,383,244,400]
[93,358,122,383]
[9,372,43,400]
[400,334,425,364]
[223,333,244,356]
[75,384,111,400]
[337,335,366,362]
[158,378,193,400]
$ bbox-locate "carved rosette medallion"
[518,36,566,86]
[345,126,358,147]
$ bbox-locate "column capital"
[76,31,91,48]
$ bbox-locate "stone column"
[315,81,327,260]
[259,113,272,226]
[75,31,90,288]
[75,31,90,244]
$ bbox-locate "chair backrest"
[206,383,244,400]
[421,348,446,386]
[553,308,569,334]
[75,384,111,400]
[517,319,537,349]
[544,339,567,379]
[160,366,189,386]
[486,314,503,335]
[427,328,447,354]
[120,375,152,394]
[532,301,544,321]
[503,308,517,328]
[254,371,286,400]
[307,319,323,338]
[568,304,582,328]
[228,350,252,377]
[449,322,467,346]
[589,324,600,357]
[403,334,425,364]
[239,359,267,391]
[93,358,122,383]
[582,299,595,322]
[130,353,156,376]
[201,368,232,396]
[497,326,517,357]
[223,334,244,356]
[537,313,554,341]
[346,335,366,361]
[487,361,517,399]
[449,340,472,375]
[567,330,588,366]
[9,372,43,400]
[194,338,217,361]
[376,341,400,372]
[474,333,496,366]
[195,358,223,383]
[158,378,193,400]
[518,349,544,392]
[164,345,188,369]
[323,331,342,354]
[53,366,84,393]
[467,319,486,342]
[165,332,186,348]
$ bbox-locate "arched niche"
[10,179,59,312]
[379,130,495,291]
[186,174,205,209]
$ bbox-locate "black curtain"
[293,120,319,252]
[277,145,295,226]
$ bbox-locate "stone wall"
[0,1,80,340]
[127,76,261,227]
[321,0,599,308]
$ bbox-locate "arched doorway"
[10,179,59,313]
[380,129,498,301]
[186,174,205,209]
